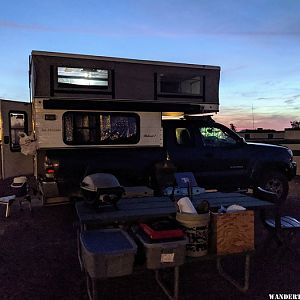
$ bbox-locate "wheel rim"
[265,178,283,198]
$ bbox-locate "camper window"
[9,111,28,152]
[57,67,109,88]
[63,112,139,145]
[157,73,204,98]
[54,66,113,95]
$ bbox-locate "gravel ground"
[0,177,299,300]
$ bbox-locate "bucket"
[176,212,210,257]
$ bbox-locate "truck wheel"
[255,171,289,203]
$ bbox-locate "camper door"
[0,101,33,179]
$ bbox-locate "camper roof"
[31,50,220,71]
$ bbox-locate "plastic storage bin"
[136,231,187,269]
[80,228,137,279]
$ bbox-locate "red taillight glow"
[46,169,55,174]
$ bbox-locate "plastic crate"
[80,229,137,279]
[136,231,187,269]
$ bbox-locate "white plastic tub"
[136,231,187,269]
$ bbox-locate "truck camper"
[29,51,297,204]
[0,50,289,205]
[29,51,221,204]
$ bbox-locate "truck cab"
[162,117,296,201]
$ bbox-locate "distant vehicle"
[1,51,296,203]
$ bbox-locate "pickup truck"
[29,51,296,204]
[45,116,297,203]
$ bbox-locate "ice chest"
[210,210,254,255]
[80,228,137,279]
[136,231,187,269]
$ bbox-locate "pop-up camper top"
[29,51,220,204]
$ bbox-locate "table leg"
[217,254,250,293]
[86,272,98,300]
[77,227,84,271]
[155,266,180,300]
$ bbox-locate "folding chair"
[11,176,32,212]
[256,187,300,257]
[163,172,205,200]
[264,215,300,257]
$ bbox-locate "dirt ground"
[0,177,299,300]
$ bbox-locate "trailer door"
[0,101,33,179]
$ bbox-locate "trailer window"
[9,111,28,151]
[158,74,204,97]
[63,112,139,145]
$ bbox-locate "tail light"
[44,156,60,179]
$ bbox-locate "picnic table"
[75,191,275,300]
[76,191,274,226]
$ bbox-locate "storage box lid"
[80,229,137,254]
[136,230,187,248]
[139,219,184,240]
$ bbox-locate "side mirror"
[238,137,246,145]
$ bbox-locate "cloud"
[285,99,295,104]
[256,97,278,101]
[0,20,52,32]
[284,94,300,104]
[2,18,300,39]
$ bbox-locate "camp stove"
[80,173,124,209]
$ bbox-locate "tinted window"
[63,112,139,145]
[158,74,203,96]
[200,126,236,147]
[175,128,194,146]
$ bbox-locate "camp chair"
[164,172,205,200]
[257,187,300,257]
[264,215,300,257]
[11,176,32,212]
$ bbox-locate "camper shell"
[29,51,220,204]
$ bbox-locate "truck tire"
[255,171,289,203]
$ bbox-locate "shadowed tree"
[230,123,237,132]
[290,121,300,129]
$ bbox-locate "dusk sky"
[1,0,299,130]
